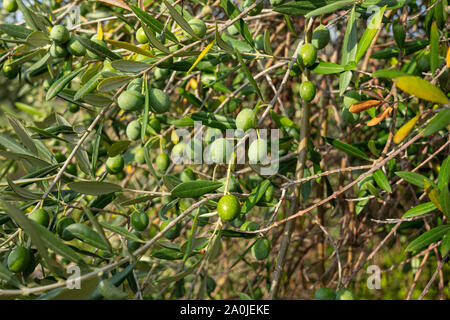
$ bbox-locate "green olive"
[311,25,330,50]
[118,90,145,111]
[298,43,317,67]
[126,120,142,140]
[50,25,70,44]
[106,155,124,174]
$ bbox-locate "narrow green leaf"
[97,75,131,93]
[235,50,263,100]
[82,206,113,253]
[440,185,450,219]
[106,39,154,57]
[75,36,122,61]
[241,179,271,214]
[220,0,254,47]
[64,223,109,251]
[438,156,450,191]
[191,112,236,130]
[171,180,223,198]
[129,4,178,44]
[7,115,38,156]
[323,136,370,160]
[7,176,42,200]
[406,225,450,252]
[263,30,273,55]
[423,110,450,137]
[46,67,87,101]
[395,171,434,189]
[0,24,33,39]
[74,73,102,101]
[373,169,392,193]
[107,140,131,157]
[403,202,437,218]
[429,21,439,75]
[311,61,345,74]
[68,181,122,195]
[110,60,150,73]
[163,0,197,39]
[99,221,145,243]
[305,0,355,18]
[355,6,386,63]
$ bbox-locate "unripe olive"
[2,59,19,79]
[314,287,335,300]
[67,37,86,56]
[248,139,268,164]
[300,81,316,102]
[106,155,124,174]
[185,138,202,161]
[136,27,148,44]
[186,19,207,39]
[29,208,50,228]
[154,67,169,80]
[49,43,67,58]
[155,153,170,171]
[236,108,256,132]
[117,90,145,111]
[311,25,330,50]
[7,246,31,273]
[57,217,75,241]
[149,88,170,114]
[50,25,70,44]
[217,194,241,221]
[135,147,146,164]
[241,221,260,231]
[131,210,149,231]
[66,163,77,176]
[335,289,355,300]
[180,168,196,182]
[417,51,430,72]
[160,219,181,240]
[204,127,222,145]
[127,78,143,93]
[3,0,18,12]
[209,138,232,163]
[68,103,80,113]
[298,43,317,67]
[126,120,142,140]
[251,237,270,260]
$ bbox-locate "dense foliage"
[0,0,449,300]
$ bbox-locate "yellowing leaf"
[106,39,154,57]
[187,39,215,74]
[424,180,443,213]
[447,46,450,68]
[394,76,449,105]
[393,114,420,144]
[97,22,103,41]
[367,107,392,126]
[349,100,382,113]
